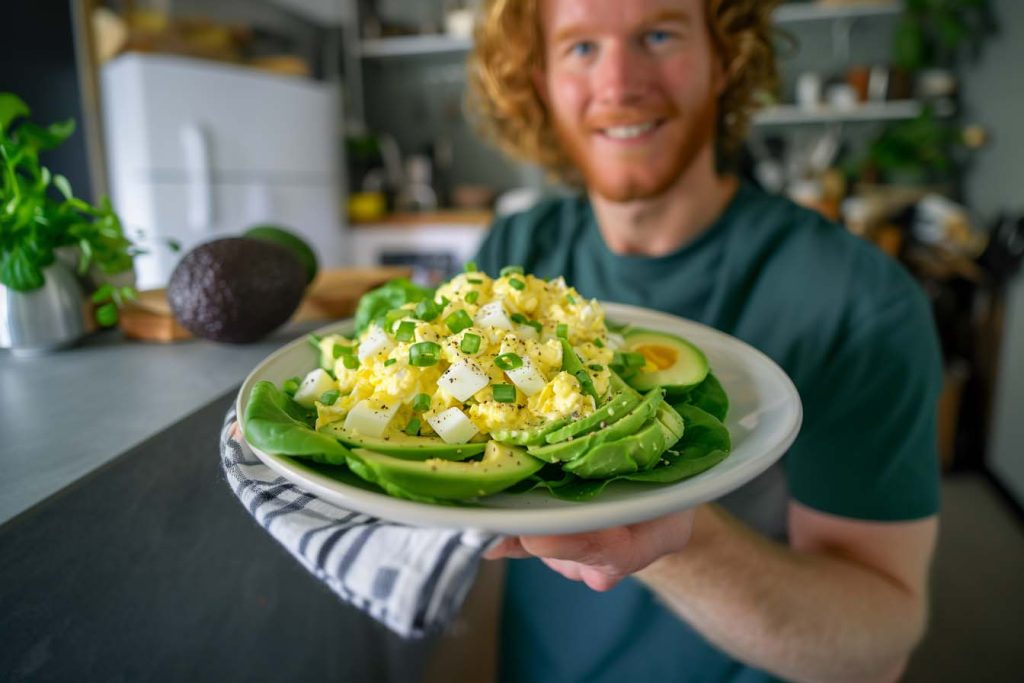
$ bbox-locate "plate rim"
[235,301,803,535]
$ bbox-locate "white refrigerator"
[101,53,348,289]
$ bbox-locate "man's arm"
[488,502,937,683]
[638,503,937,683]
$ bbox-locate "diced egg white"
[358,325,393,361]
[344,399,399,438]
[439,358,490,402]
[505,355,547,397]
[606,331,626,350]
[293,368,336,408]
[515,323,538,340]
[427,407,479,444]
[474,301,513,330]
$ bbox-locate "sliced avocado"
[320,422,484,461]
[348,441,544,500]
[528,388,663,464]
[562,417,668,479]
[490,416,572,446]
[655,401,686,444]
[544,371,641,444]
[622,328,709,394]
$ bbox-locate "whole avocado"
[167,237,306,343]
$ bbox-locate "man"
[467,1,942,682]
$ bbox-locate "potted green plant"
[893,0,994,72]
[0,92,137,355]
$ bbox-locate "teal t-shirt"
[473,182,943,683]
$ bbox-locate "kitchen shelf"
[753,99,954,126]
[358,2,904,59]
[773,1,902,24]
[360,34,472,58]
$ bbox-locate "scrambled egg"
[314,269,615,440]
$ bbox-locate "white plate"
[237,302,802,535]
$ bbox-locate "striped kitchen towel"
[219,406,499,639]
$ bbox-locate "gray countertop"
[0,321,322,525]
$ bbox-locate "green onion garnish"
[282,376,301,395]
[409,341,441,366]
[461,333,481,354]
[415,300,441,322]
[319,390,340,406]
[593,338,604,348]
[467,277,482,285]
[588,364,603,372]
[439,296,450,308]
[384,358,397,367]
[307,333,322,350]
[623,351,646,368]
[508,278,526,291]
[412,393,431,412]
[510,313,528,325]
[495,352,523,371]
[527,320,543,333]
[492,383,516,403]
[566,294,577,305]
[500,265,524,277]
[556,323,568,339]
[404,418,421,436]
[465,290,480,304]
[395,320,416,342]
[445,309,474,334]
[465,261,478,273]
[343,355,360,370]
[332,342,353,358]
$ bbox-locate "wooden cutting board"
[118,266,412,343]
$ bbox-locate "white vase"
[0,262,87,357]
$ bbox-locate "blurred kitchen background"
[5,0,1022,679]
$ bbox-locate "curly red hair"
[467,0,780,180]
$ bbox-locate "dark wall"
[1,0,93,199]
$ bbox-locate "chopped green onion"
[556,323,569,339]
[588,364,603,372]
[467,277,482,284]
[510,313,528,325]
[623,351,647,368]
[465,290,480,304]
[439,296,450,308]
[461,333,481,354]
[319,390,340,406]
[404,418,421,436]
[395,320,416,342]
[508,278,526,290]
[384,358,397,367]
[593,338,604,348]
[282,376,301,395]
[495,352,523,371]
[566,294,577,305]
[527,320,543,333]
[500,265,524,277]
[342,355,360,370]
[465,261,478,273]
[445,309,474,334]
[492,383,516,403]
[415,300,441,322]
[412,393,432,412]
[307,333,322,350]
[409,341,441,366]
[332,342,354,358]
[383,309,408,331]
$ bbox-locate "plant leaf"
[0,93,30,133]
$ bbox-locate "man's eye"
[570,41,596,57]
[645,30,674,46]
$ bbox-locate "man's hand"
[483,508,696,591]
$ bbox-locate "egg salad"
[296,267,616,445]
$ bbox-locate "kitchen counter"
[0,323,324,524]
[0,325,468,681]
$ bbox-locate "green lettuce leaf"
[243,381,350,465]
[353,277,433,335]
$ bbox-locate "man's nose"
[593,41,650,106]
